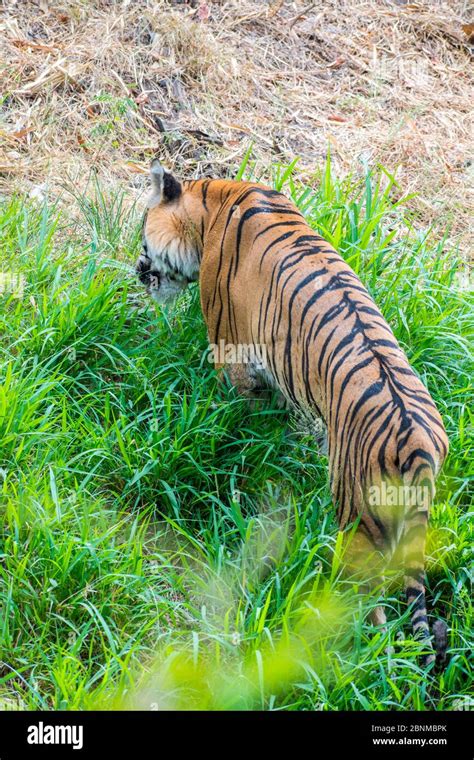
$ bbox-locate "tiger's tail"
[402,462,447,667]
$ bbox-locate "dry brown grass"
[1,0,472,251]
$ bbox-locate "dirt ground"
[1,0,472,253]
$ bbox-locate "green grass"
[0,159,472,711]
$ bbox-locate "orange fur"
[138,166,449,665]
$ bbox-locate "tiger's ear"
[147,159,182,208]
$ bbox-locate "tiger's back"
[200,180,447,510]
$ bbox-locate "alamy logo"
[368,483,430,507]
[207,340,267,367]
[27,721,83,750]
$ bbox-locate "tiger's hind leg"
[361,575,398,662]
[343,526,393,652]
[360,575,387,630]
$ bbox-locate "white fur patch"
[146,233,199,282]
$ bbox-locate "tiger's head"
[136,160,203,303]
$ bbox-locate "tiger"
[136,159,449,666]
